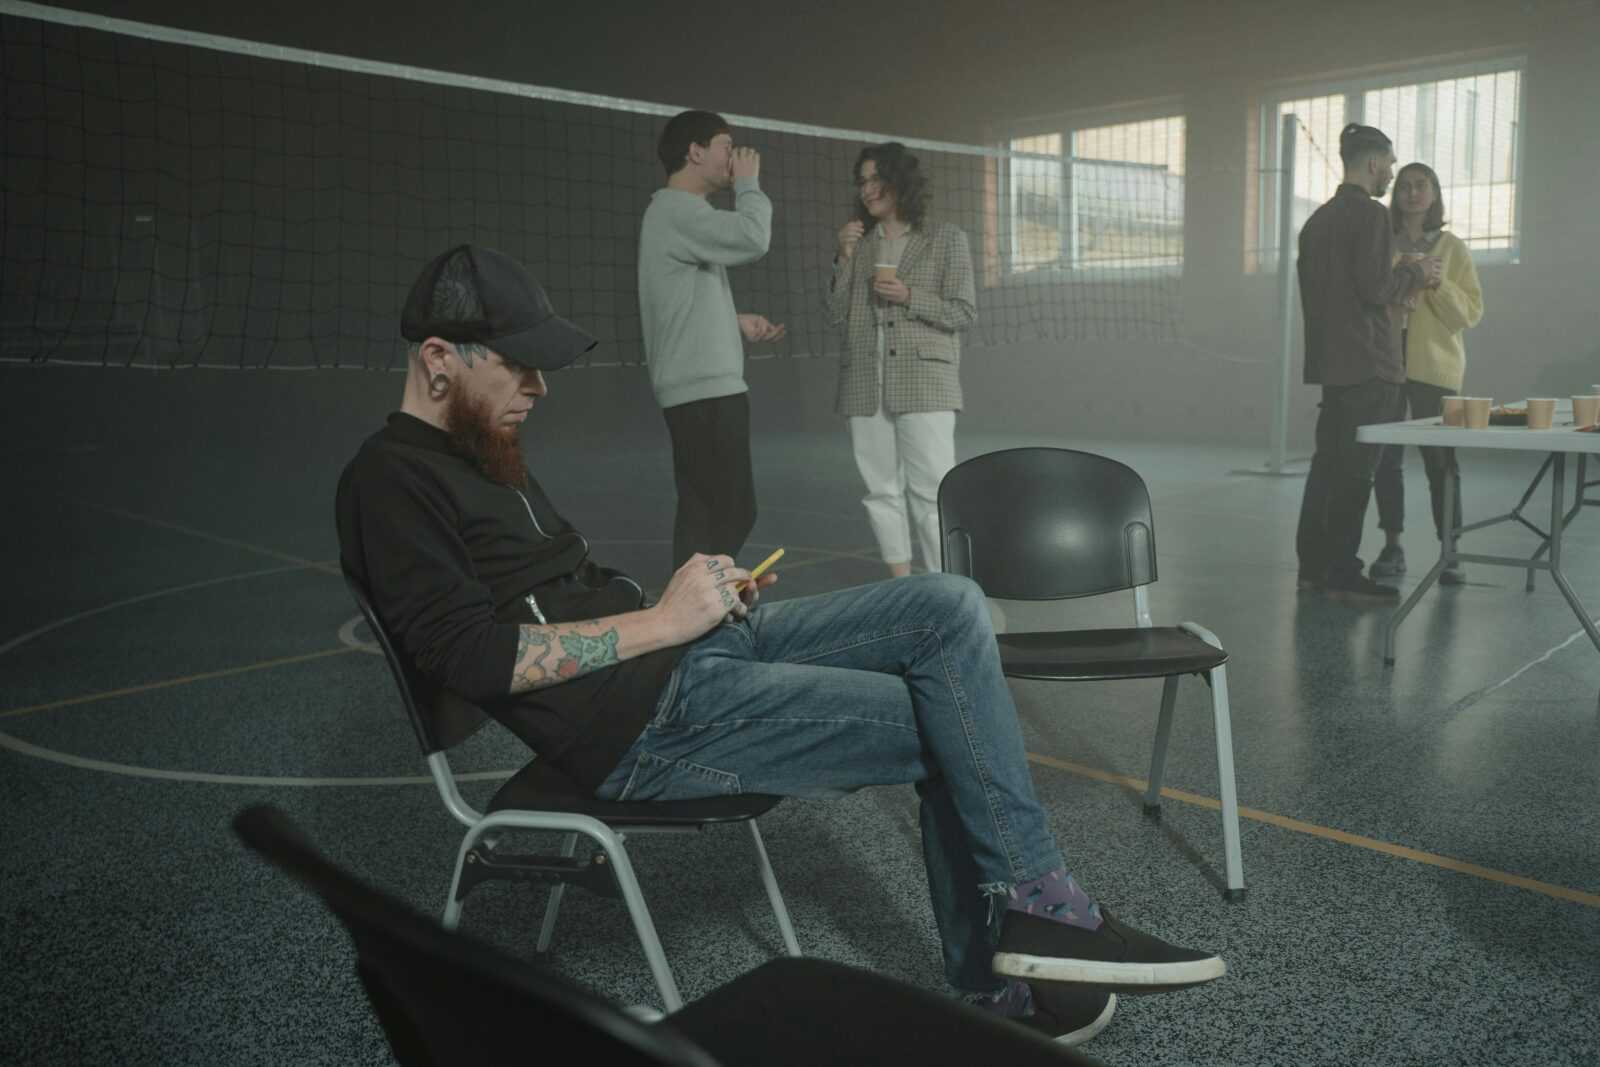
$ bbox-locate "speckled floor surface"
[4,415,1598,1066]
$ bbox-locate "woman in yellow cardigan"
[1369,162,1484,584]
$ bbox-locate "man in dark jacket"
[1295,123,1441,600]
[336,244,1228,1047]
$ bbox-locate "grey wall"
[13,0,1600,454]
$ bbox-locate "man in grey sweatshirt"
[639,110,784,570]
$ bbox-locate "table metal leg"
[1545,454,1600,655]
[1513,454,1557,591]
[1385,459,1454,665]
[1526,453,1592,590]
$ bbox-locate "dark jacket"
[1297,183,1425,387]
[335,413,676,789]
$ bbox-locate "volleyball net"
[0,1,1184,370]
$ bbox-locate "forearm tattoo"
[511,622,622,692]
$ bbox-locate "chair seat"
[667,957,1095,1065]
[487,758,782,826]
[998,626,1228,681]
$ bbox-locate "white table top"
[1358,400,1600,453]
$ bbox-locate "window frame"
[999,101,1188,282]
[1255,54,1526,271]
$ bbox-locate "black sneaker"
[1016,985,1117,1046]
[1439,561,1466,585]
[1370,544,1406,578]
[1324,573,1400,602]
[992,910,1226,992]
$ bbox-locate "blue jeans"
[595,573,1065,995]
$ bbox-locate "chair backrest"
[938,447,1157,601]
[233,804,721,1067]
[341,566,489,753]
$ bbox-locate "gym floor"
[3,390,1598,1065]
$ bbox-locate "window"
[1256,59,1523,269]
[1006,114,1185,274]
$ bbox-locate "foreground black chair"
[938,447,1245,898]
[233,804,1101,1066]
[341,569,800,1011]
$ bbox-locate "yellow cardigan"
[1402,230,1484,391]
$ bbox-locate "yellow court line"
[0,647,363,720]
[7,633,1594,909]
[1027,752,1600,909]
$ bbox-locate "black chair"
[341,569,800,1012]
[938,447,1245,899]
[233,804,1101,1066]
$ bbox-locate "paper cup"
[1441,396,1464,426]
[1526,398,1557,430]
[873,263,898,283]
[1573,395,1600,429]
[1463,397,1491,429]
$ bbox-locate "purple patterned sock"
[1007,869,1103,931]
[965,978,1034,1019]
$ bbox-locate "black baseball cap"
[400,244,597,370]
[1339,123,1392,158]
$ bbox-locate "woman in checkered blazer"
[825,142,977,576]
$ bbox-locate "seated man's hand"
[654,553,754,643]
[739,571,778,610]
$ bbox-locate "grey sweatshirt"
[637,177,772,408]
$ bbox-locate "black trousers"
[1373,379,1462,540]
[662,392,757,570]
[1296,379,1404,583]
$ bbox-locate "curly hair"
[1389,161,1447,233]
[852,142,929,228]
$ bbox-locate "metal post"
[1268,113,1299,474]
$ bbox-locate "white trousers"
[848,406,957,571]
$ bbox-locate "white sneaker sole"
[993,952,1226,989]
[1057,992,1117,1046]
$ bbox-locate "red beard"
[444,387,528,488]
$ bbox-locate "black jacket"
[1298,183,1425,387]
[335,413,677,788]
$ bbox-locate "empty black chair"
[341,568,799,1011]
[939,447,1245,898]
[233,804,1102,1066]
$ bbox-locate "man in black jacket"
[1294,123,1442,601]
[336,244,1228,1046]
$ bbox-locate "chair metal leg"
[745,821,801,957]
[591,828,684,1012]
[441,814,683,1011]
[535,833,578,953]
[441,823,490,930]
[1144,675,1180,813]
[1208,664,1247,900]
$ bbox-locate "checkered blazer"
[825,220,977,417]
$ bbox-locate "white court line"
[0,562,324,657]
[1446,622,1600,714]
[69,497,336,572]
[0,729,515,786]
